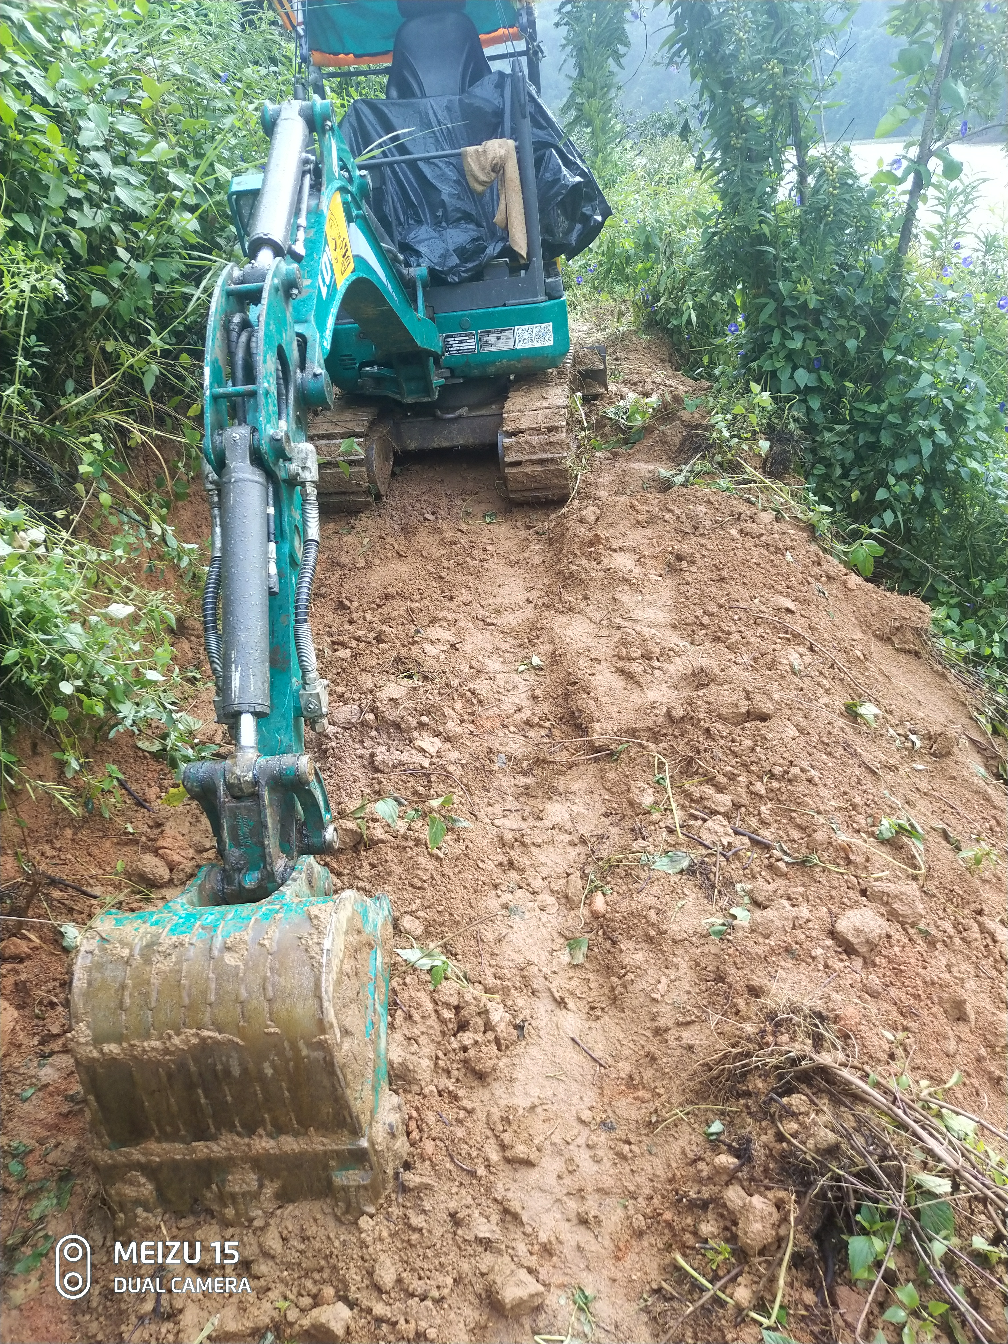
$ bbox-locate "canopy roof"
[271,1,522,68]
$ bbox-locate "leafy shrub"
[571,2,1008,701]
[0,0,291,794]
[563,118,717,341]
[556,0,632,180]
[0,505,214,784]
[0,0,289,454]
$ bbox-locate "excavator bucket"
[69,858,407,1231]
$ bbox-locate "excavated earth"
[2,329,1006,1344]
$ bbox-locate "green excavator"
[69,0,609,1229]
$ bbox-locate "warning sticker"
[478,327,515,353]
[515,322,554,349]
[325,195,354,289]
[443,330,478,356]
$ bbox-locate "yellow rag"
[460,138,528,262]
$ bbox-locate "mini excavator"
[69,0,609,1228]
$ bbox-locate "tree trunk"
[897,0,962,257]
[791,100,808,205]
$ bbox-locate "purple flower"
[576,276,583,284]
[738,350,746,359]
[588,263,596,272]
[963,256,973,267]
[813,357,822,369]
[942,266,952,278]
[727,321,739,334]
[890,156,903,171]
[963,292,973,302]
[738,312,746,322]
[952,241,961,250]
[960,120,968,137]
[999,296,1008,311]
[1000,400,1007,412]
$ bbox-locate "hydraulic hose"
[234,327,254,426]
[202,464,224,691]
[227,312,249,382]
[293,483,321,693]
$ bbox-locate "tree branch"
[897,1,962,258]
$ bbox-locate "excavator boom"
[68,94,420,1230]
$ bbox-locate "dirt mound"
[2,332,1005,1344]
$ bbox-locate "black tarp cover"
[339,72,611,284]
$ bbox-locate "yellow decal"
[325,194,354,289]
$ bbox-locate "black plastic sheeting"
[340,72,611,284]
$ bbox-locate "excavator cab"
[270,0,610,504]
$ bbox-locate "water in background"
[821,141,1004,238]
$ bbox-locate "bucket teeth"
[69,858,407,1230]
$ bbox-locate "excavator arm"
[67,97,419,1230]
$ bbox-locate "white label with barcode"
[514,322,553,349]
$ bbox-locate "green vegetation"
[539,0,906,140]
[563,0,1008,711]
[556,0,631,176]
[0,0,291,802]
[0,503,215,794]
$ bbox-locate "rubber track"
[312,398,384,511]
[499,356,574,504]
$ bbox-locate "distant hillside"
[535,0,903,142]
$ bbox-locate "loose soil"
[2,329,1006,1344]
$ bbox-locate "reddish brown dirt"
[2,330,1006,1344]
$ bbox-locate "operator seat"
[386,0,492,99]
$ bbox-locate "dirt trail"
[2,331,1006,1344]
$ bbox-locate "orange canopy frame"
[311,25,521,67]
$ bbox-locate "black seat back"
[386,0,492,99]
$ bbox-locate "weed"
[957,839,997,870]
[567,936,589,965]
[641,850,690,874]
[846,700,882,728]
[0,504,213,801]
[704,906,750,939]
[876,815,925,845]
[376,793,469,852]
[701,1240,734,1273]
[395,945,465,989]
